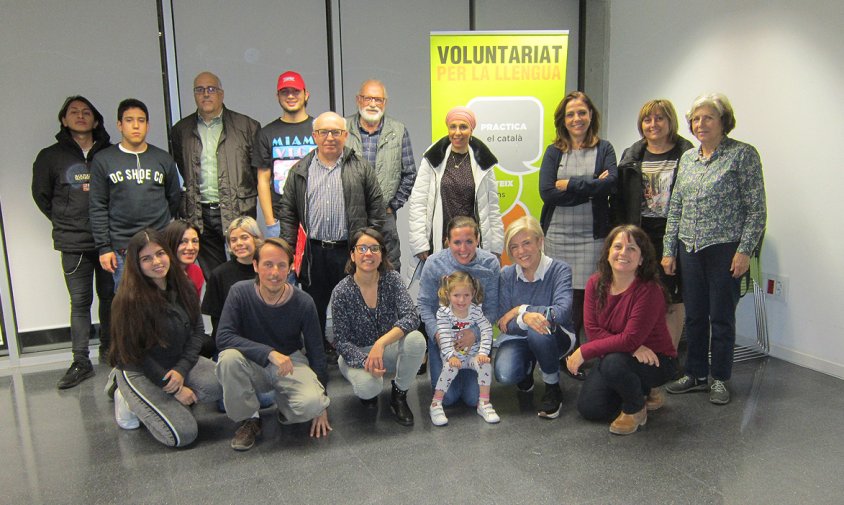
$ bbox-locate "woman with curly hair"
[566,225,677,435]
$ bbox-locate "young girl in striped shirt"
[430,271,499,425]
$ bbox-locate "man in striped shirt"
[278,112,386,363]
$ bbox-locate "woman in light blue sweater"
[496,216,575,419]
[418,216,499,408]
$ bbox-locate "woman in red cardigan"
[566,225,677,435]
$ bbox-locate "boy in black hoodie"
[32,96,114,389]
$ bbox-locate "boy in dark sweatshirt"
[89,98,181,289]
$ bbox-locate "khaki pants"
[216,349,329,423]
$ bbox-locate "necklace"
[259,282,286,306]
[451,151,470,170]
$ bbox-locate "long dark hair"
[162,219,200,267]
[553,91,601,153]
[594,225,667,311]
[110,229,200,366]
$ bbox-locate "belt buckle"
[323,240,339,249]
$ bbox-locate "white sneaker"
[477,402,500,424]
[429,403,448,426]
[114,389,140,430]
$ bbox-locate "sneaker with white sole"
[477,402,500,424]
[709,379,731,405]
[665,374,708,394]
[114,389,140,430]
[429,403,448,426]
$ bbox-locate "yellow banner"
[430,30,568,235]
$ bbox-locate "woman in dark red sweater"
[566,225,677,435]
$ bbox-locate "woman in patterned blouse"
[331,228,426,426]
[662,93,766,405]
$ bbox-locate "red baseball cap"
[277,71,306,91]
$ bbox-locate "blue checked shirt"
[306,154,347,241]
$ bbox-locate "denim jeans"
[577,352,677,421]
[428,332,479,407]
[112,250,126,293]
[61,251,114,359]
[494,327,574,385]
[679,241,741,380]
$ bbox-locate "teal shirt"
[664,137,766,256]
[198,114,223,202]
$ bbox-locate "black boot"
[390,380,414,426]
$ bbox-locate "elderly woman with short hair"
[495,215,575,419]
[662,93,766,405]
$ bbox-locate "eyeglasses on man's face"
[194,86,222,95]
[315,129,346,138]
[358,95,385,106]
[354,244,382,254]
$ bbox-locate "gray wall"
[606,0,844,378]
[0,0,579,353]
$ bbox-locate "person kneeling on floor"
[216,237,330,451]
[109,229,222,448]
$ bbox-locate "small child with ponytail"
[430,271,499,425]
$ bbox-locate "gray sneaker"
[665,374,708,394]
[709,380,730,405]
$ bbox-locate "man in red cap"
[253,70,316,239]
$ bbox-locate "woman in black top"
[109,228,221,447]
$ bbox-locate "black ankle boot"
[390,380,414,426]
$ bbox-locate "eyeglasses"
[193,86,222,95]
[358,95,385,105]
[314,129,346,138]
[354,244,382,254]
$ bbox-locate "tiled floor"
[2,356,843,505]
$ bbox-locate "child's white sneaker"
[477,402,500,424]
[429,403,448,426]
[115,389,140,430]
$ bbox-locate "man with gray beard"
[345,80,416,272]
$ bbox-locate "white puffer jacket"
[407,136,504,261]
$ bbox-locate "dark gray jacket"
[278,147,386,283]
[171,106,260,231]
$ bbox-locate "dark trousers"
[577,352,677,421]
[572,289,585,345]
[302,241,348,348]
[61,251,114,360]
[679,241,741,380]
[383,210,402,273]
[199,205,227,281]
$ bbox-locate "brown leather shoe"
[645,388,665,411]
[231,418,262,451]
[609,407,647,435]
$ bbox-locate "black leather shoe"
[57,359,95,390]
[390,380,414,426]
